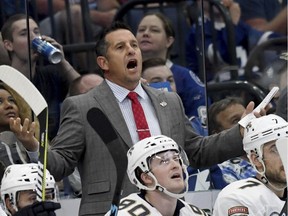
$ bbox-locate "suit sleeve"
[47,96,85,181]
[169,93,245,168]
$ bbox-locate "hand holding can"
[32,37,63,64]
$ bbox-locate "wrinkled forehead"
[106,29,137,46]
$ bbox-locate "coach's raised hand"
[9,117,39,152]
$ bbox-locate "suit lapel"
[91,81,133,147]
[143,85,172,136]
[90,82,173,147]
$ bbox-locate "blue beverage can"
[32,37,63,64]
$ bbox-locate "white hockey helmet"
[1,163,57,215]
[243,114,288,160]
[127,135,189,199]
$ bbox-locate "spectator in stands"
[188,97,256,191]
[209,97,256,184]
[142,58,176,93]
[68,73,104,96]
[1,163,61,216]
[213,114,287,215]
[0,82,39,180]
[189,97,261,190]
[142,58,207,136]
[0,35,10,65]
[1,14,80,141]
[136,12,209,124]
[186,0,281,82]
[236,0,287,35]
[36,0,120,71]
[209,96,245,134]
[36,0,119,29]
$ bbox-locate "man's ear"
[96,56,109,71]
[3,40,13,52]
[250,152,264,171]
[5,196,16,215]
[140,172,154,186]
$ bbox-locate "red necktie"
[127,92,151,140]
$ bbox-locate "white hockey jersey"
[213,177,286,215]
[105,193,209,216]
[0,206,6,216]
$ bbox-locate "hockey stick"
[239,86,279,127]
[276,138,288,215]
[87,108,128,216]
[280,201,287,216]
[0,65,48,201]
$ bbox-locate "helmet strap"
[152,165,189,199]
[258,160,286,192]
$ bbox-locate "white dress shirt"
[106,79,162,145]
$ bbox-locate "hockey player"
[0,163,61,216]
[213,114,287,215]
[105,135,209,215]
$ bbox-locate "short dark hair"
[142,58,166,74]
[208,97,244,133]
[1,14,28,41]
[95,21,132,57]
